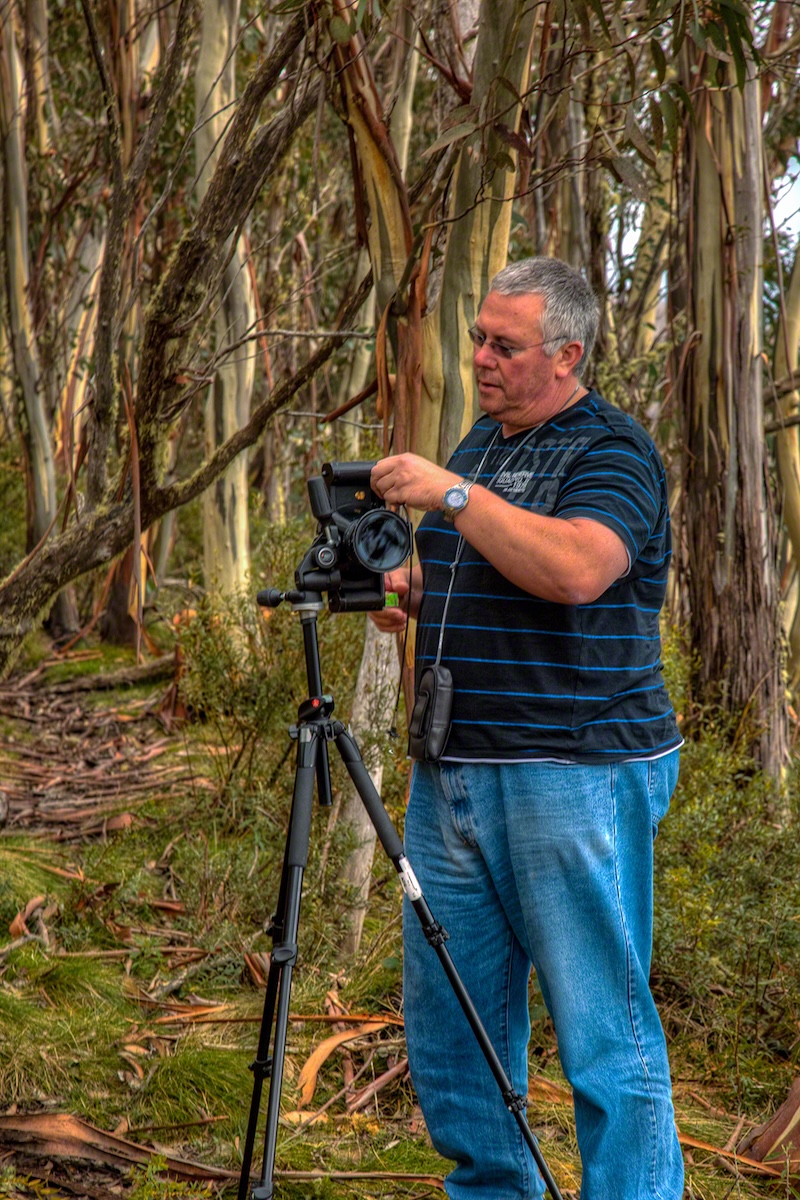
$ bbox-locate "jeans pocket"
[648,750,680,839]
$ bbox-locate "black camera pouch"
[408,665,453,762]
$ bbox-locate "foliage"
[128,1155,213,1199]
[653,733,800,1109]
[175,587,303,806]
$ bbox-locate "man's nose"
[472,339,499,367]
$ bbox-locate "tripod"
[238,587,563,1200]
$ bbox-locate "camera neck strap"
[433,423,542,667]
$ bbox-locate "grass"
[2,602,800,1198]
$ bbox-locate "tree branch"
[128,0,196,200]
[79,0,124,194]
[155,271,374,512]
[134,62,323,504]
[0,272,373,678]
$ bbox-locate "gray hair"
[489,257,599,376]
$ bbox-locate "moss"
[0,448,26,580]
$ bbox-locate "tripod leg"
[238,726,318,1200]
[335,728,563,1200]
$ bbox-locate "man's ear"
[555,340,584,377]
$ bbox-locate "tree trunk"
[0,8,56,547]
[774,239,800,688]
[195,0,254,592]
[23,0,51,155]
[334,0,537,958]
[626,153,671,359]
[338,620,400,957]
[674,50,786,773]
[0,4,77,638]
[336,14,420,955]
[421,0,538,464]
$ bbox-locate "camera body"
[297,461,412,612]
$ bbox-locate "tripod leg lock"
[249,1055,273,1080]
[422,920,449,949]
[272,942,298,965]
[503,1090,529,1115]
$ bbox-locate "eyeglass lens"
[467,328,515,359]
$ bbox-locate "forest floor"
[0,645,796,1200]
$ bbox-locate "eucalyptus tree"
[0,1,76,634]
[332,0,538,952]
[195,0,255,593]
[666,4,799,774]
[0,0,798,796]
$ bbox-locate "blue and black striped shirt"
[414,391,681,763]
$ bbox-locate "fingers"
[371,454,454,511]
[384,570,410,597]
[369,607,408,633]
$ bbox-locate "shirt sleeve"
[553,431,663,567]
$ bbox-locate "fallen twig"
[677,1132,785,1179]
[31,655,177,694]
[347,1057,410,1113]
[0,933,46,961]
[273,1168,444,1188]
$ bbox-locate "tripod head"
[260,462,411,613]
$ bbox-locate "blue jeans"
[402,755,683,1200]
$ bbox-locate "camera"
[296,461,412,612]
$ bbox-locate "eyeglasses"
[466,326,566,360]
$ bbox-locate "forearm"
[453,486,628,605]
[370,452,628,605]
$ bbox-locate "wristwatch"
[442,481,474,522]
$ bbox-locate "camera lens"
[346,509,411,573]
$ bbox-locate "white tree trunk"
[0,6,57,544]
[774,239,800,686]
[338,620,401,958]
[195,0,254,591]
[336,24,420,957]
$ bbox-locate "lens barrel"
[344,509,411,573]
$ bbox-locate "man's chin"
[477,385,503,410]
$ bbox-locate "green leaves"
[602,148,650,201]
[625,106,658,165]
[324,0,385,44]
[421,121,478,159]
[659,90,680,154]
[689,0,756,90]
[650,37,668,85]
[329,14,354,43]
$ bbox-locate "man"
[370,257,683,1200]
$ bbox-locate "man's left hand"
[371,454,459,512]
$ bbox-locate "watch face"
[444,485,467,510]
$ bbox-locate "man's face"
[472,290,574,434]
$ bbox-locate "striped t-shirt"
[414,391,681,763]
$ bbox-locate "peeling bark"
[674,48,786,773]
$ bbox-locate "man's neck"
[501,381,587,438]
